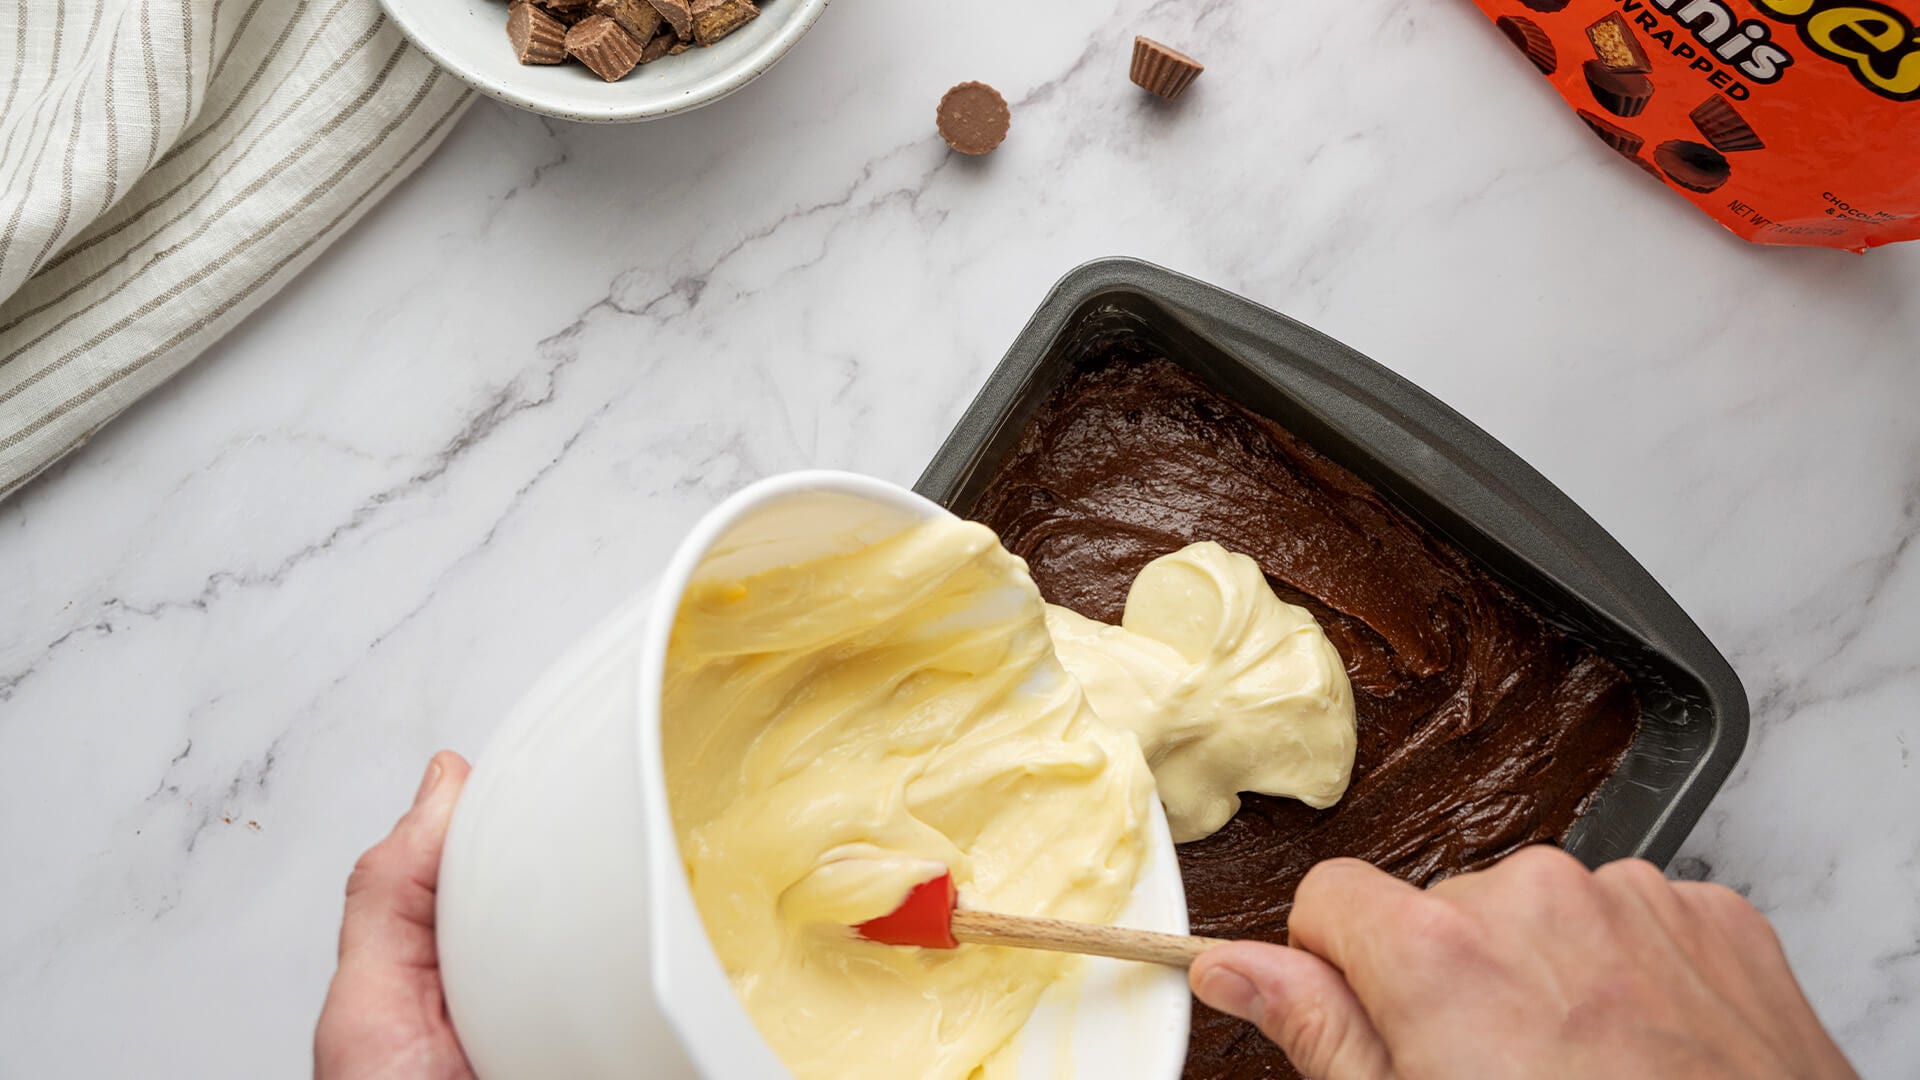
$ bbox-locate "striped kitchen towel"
[0,0,472,501]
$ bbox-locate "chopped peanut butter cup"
[507,2,568,64]
[639,27,677,62]
[691,0,758,46]
[566,14,644,81]
[646,0,693,40]
[593,0,662,43]
[539,0,591,25]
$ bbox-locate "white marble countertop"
[3,0,1917,1075]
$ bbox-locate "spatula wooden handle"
[950,908,1231,969]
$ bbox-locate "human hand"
[315,752,475,1080]
[1190,847,1856,1080]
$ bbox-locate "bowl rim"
[377,0,833,123]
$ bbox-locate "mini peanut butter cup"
[937,81,1011,155]
[566,14,644,81]
[1576,109,1644,157]
[1583,60,1653,118]
[1654,139,1732,193]
[1689,94,1765,153]
[1130,36,1204,100]
[1496,16,1557,76]
[508,2,569,64]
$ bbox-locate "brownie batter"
[969,348,1641,1079]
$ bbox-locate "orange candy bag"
[1472,0,1920,250]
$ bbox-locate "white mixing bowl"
[436,470,1193,1078]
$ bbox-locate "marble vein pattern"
[2,0,1917,1075]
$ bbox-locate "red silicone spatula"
[854,871,1230,969]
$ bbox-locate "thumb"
[338,751,472,968]
[1191,942,1393,1080]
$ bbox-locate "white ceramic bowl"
[379,0,831,123]
[437,470,1193,1079]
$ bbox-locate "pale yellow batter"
[663,517,1154,1080]
[1046,542,1357,843]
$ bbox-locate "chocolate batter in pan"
[969,346,1641,1080]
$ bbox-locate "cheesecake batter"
[1046,541,1357,843]
[970,348,1643,1080]
[662,516,1155,1080]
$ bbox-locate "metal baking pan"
[914,257,1746,868]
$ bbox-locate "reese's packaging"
[1473,0,1920,250]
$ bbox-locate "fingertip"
[393,752,471,862]
[412,755,447,807]
[1196,941,1316,993]
[336,754,473,964]
[1189,943,1229,989]
[420,750,467,808]
[409,751,470,810]
[1297,856,1388,896]
[428,749,472,789]
[1193,942,1392,1079]
[1294,858,1388,918]
[1191,955,1261,1021]
[1290,858,1413,971]
[1310,855,1378,876]
[1191,942,1312,1025]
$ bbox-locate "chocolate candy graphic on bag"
[1585,12,1652,73]
[1690,94,1765,152]
[1577,109,1645,156]
[1497,16,1557,75]
[1584,60,1653,117]
[1655,140,1733,193]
